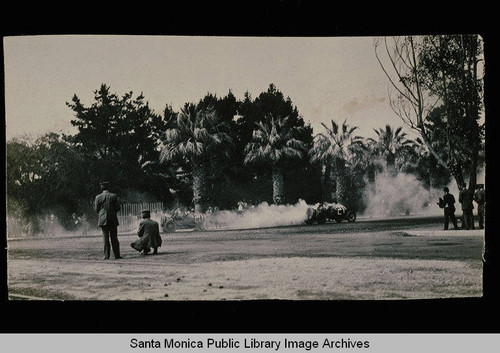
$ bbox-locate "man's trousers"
[462,209,475,230]
[101,225,120,259]
[444,208,458,230]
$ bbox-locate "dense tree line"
[7,35,484,234]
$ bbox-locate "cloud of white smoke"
[361,171,443,218]
[361,167,486,219]
[203,200,311,230]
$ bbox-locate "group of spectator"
[439,183,485,230]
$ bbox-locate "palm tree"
[367,125,415,174]
[159,104,231,213]
[309,120,364,203]
[244,114,306,204]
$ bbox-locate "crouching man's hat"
[99,181,110,189]
[141,210,151,217]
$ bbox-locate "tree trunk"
[463,36,481,193]
[466,119,480,193]
[192,163,206,213]
[335,159,348,203]
[386,152,397,177]
[272,164,284,204]
[450,161,465,189]
[428,155,439,190]
[419,131,465,189]
[324,161,336,202]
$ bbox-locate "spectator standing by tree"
[459,183,475,230]
[474,184,485,229]
[438,187,459,230]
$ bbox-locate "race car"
[160,210,205,233]
[305,202,356,224]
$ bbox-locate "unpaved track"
[7,217,484,300]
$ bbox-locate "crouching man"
[131,210,162,255]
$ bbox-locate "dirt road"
[7,216,484,301]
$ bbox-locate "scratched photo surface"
[5,35,486,301]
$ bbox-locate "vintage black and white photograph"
[4,34,486,302]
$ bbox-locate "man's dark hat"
[100,181,109,187]
[141,210,151,216]
[443,187,449,192]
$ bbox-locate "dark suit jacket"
[94,190,120,227]
[442,193,456,212]
[137,218,162,248]
[131,218,162,251]
[459,189,474,211]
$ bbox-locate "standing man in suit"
[439,187,459,230]
[459,182,475,230]
[474,184,485,229]
[94,181,123,259]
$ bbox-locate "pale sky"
[4,35,410,141]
